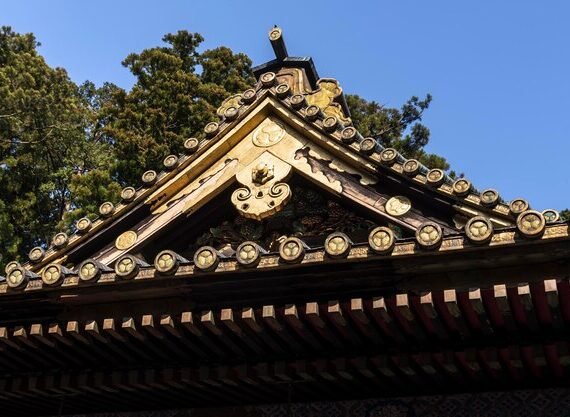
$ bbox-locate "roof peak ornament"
[269,26,288,61]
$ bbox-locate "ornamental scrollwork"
[231,151,292,221]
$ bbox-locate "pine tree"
[0,26,117,266]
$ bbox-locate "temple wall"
[60,388,570,417]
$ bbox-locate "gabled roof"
[1,27,567,294]
[0,27,569,416]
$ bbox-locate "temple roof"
[0,27,569,417]
[1,28,567,294]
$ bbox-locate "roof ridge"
[11,51,562,273]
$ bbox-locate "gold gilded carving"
[466,195,480,204]
[380,148,398,166]
[252,163,274,185]
[465,216,493,244]
[28,247,45,263]
[543,224,569,239]
[231,152,292,221]
[275,83,291,99]
[7,267,27,289]
[260,72,276,87]
[305,79,351,125]
[416,222,443,249]
[154,250,180,275]
[42,264,63,286]
[115,231,138,250]
[52,232,68,249]
[426,169,445,187]
[403,159,421,176]
[276,68,311,95]
[216,94,242,118]
[542,209,560,223]
[452,178,472,196]
[393,243,415,255]
[480,189,499,207]
[359,137,377,155]
[236,241,263,267]
[348,247,369,259]
[516,210,545,238]
[324,232,352,258]
[290,94,306,109]
[193,246,219,271]
[258,256,279,268]
[279,237,306,263]
[204,122,220,137]
[78,259,100,282]
[115,254,139,279]
[494,205,510,215]
[252,120,286,147]
[509,198,529,215]
[242,88,256,104]
[295,147,377,189]
[368,226,395,254]
[141,170,157,186]
[4,261,20,275]
[340,126,358,144]
[440,238,464,250]
[27,279,41,290]
[490,231,516,245]
[385,196,412,217]
[120,187,137,202]
[305,105,321,121]
[303,251,325,263]
[183,138,200,153]
[62,276,79,287]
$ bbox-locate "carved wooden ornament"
[7,267,29,289]
[76,217,93,234]
[385,196,412,217]
[115,231,138,250]
[42,263,64,286]
[368,226,395,254]
[305,78,350,124]
[542,209,560,223]
[517,210,545,238]
[115,254,140,279]
[416,222,443,249]
[154,250,182,275]
[279,237,306,263]
[252,120,285,147]
[480,189,500,207]
[231,152,292,221]
[465,216,493,244]
[78,259,101,282]
[236,241,264,267]
[4,261,20,275]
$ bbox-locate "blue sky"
[4,1,569,211]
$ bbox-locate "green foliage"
[346,94,449,170]
[0,26,116,267]
[99,31,255,185]
[561,209,570,222]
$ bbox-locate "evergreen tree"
[98,31,255,186]
[0,26,117,267]
[346,94,449,171]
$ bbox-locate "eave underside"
[0,237,569,416]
